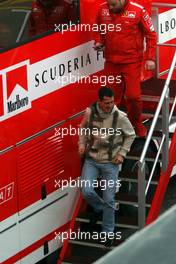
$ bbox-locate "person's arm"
[78,108,91,156]
[66,0,78,23]
[93,8,105,51]
[135,0,152,15]
[29,2,46,37]
[113,114,136,163]
[29,12,36,37]
[140,8,157,70]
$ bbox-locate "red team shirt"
[29,0,76,36]
[94,0,157,64]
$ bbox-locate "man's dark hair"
[38,0,53,7]
[98,87,114,101]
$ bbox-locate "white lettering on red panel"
[158,8,176,43]
[0,41,104,122]
[0,182,14,204]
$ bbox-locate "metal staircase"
[56,47,176,264]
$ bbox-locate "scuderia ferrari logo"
[0,41,104,122]
[122,11,136,18]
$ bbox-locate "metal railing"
[138,50,176,228]
[12,9,31,43]
[152,2,176,8]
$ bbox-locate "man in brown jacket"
[78,87,135,246]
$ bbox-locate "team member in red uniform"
[135,0,152,14]
[94,0,157,137]
[29,0,77,36]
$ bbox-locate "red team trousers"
[104,61,143,126]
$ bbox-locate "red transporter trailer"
[0,2,105,263]
[150,0,176,79]
[0,0,176,263]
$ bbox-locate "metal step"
[126,149,161,162]
[119,176,158,185]
[77,218,138,238]
[151,130,174,139]
[126,155,161,162]
[119,170,159,185]
[144,118,175,138]
[116,192,152,207]
[142,109,176,119]
[120,103,176,120]
[68,236,123,249]
[62,243,109,264]
[141,77,176,98]
[76,212,138,229]
[141,94,175,103]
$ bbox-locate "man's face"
[107,0,126,13]
[99,96,114,113]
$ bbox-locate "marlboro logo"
[0,61,31,121]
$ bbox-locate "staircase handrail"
[146,128,176,225]
[137,50,176,228]
[140,51,176,165]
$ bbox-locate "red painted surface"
[152,0,176,79]
[0,150,17,221]
[0,30,103,150]
[146,129,176,225]
[0,0,176,263]
[57,194,83,264]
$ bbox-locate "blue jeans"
[81,158,119,234]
